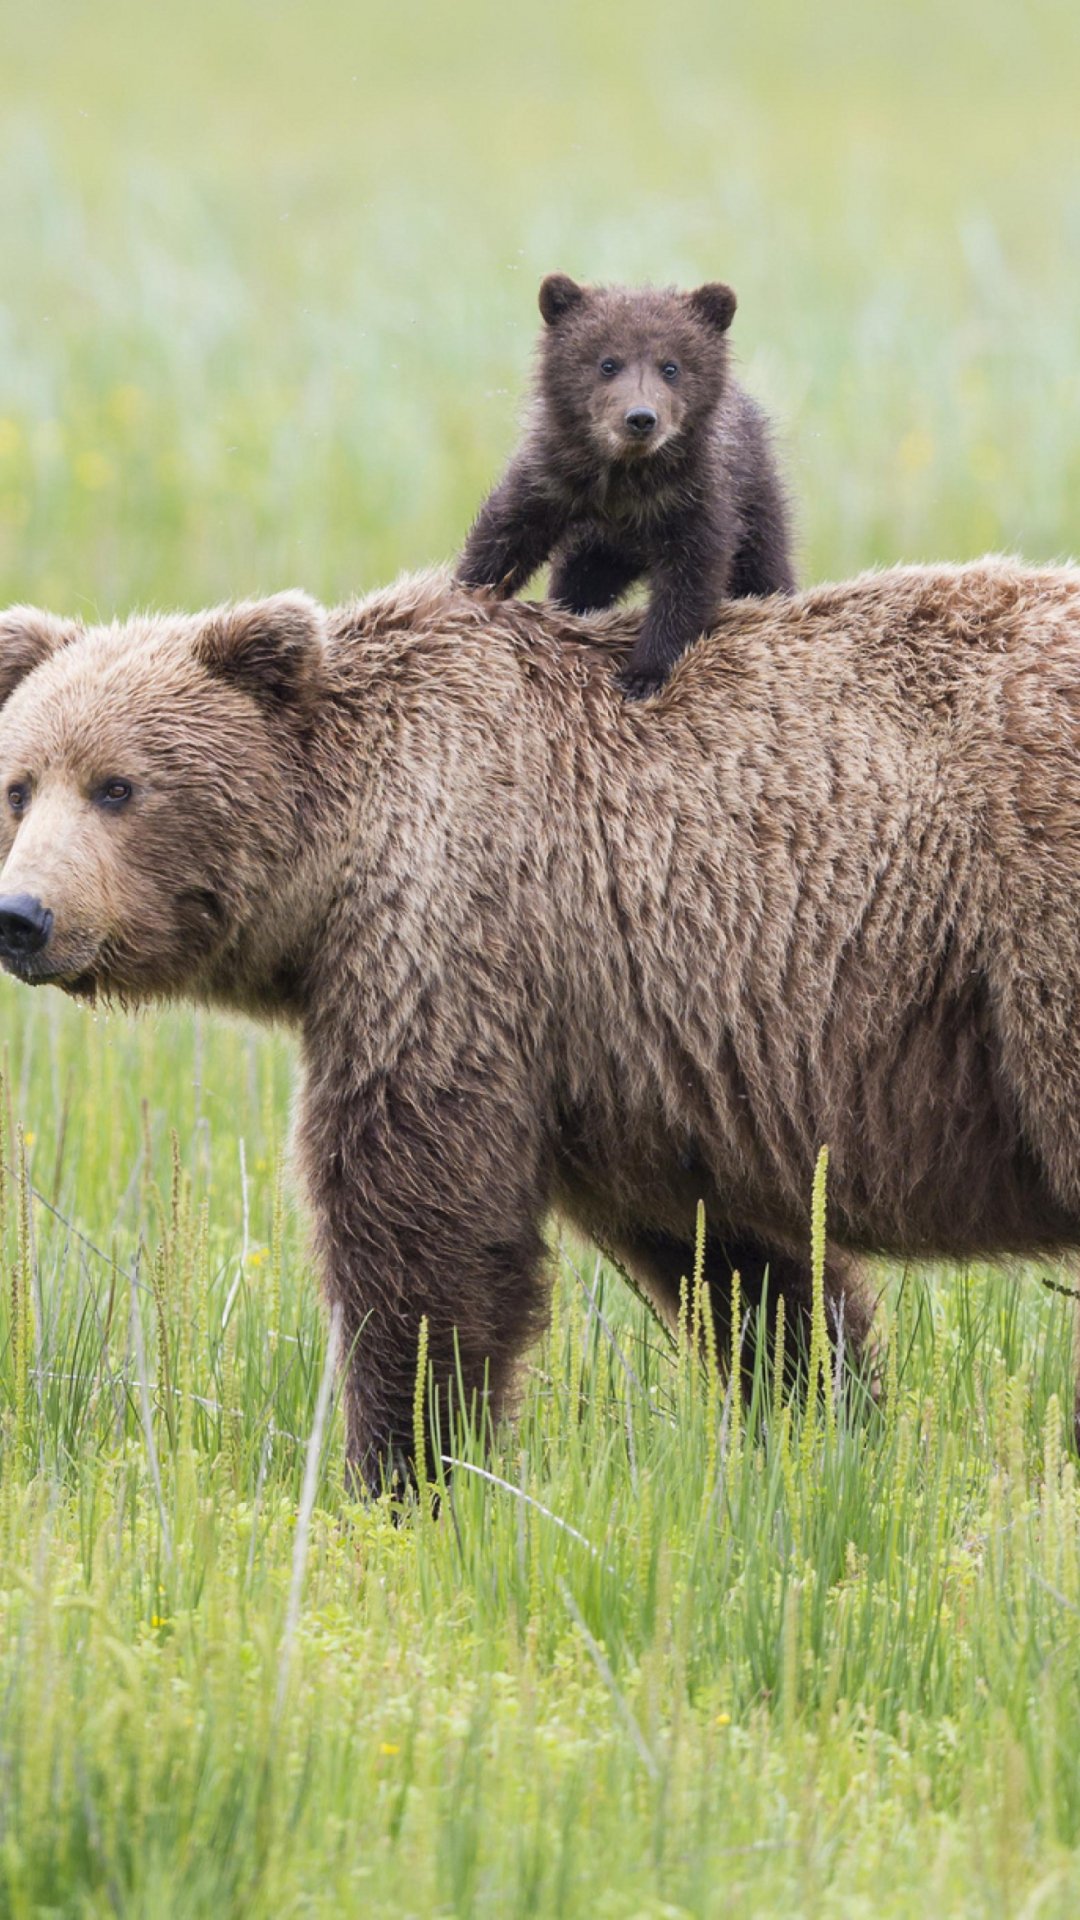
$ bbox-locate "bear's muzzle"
[0,892,54,971]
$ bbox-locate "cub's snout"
[624,405,658,438]
[592,365,680,458]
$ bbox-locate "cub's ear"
[0,607,82,710]
[195,591,327,716]
[539,273,586,326]
[687,282,738,333]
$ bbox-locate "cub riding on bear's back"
[457,273,795,697]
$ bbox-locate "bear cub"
[457,273,796,698]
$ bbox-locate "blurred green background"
[1,0,1079,620]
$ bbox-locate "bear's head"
[536,274,736,464]
[0,593,326,1007]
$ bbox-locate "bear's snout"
[624,406,658,437]
[0,893,54,965]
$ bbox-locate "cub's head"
[536,273,736,463]
[0,593,326,1005]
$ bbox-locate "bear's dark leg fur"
[548,536,642,615]
[613,1224,876,1402]
[332,1233,548,1500]
[619,537,730,700]
[457,458,569,598]
[325,1207,550,1499]
[300,1058,552,1499]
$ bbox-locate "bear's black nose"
[0,894,53,958]
[625,407,658,436]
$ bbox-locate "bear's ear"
[538,273,586,326]
[687,282,737,333]
[195,591,326,716]
[0,607,82,710]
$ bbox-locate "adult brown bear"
[0,559,1078,1490]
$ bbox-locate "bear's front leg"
[298,1064,552,1499]
[618,571,720,700]
[457,460,568,600]
[619,516,733,699]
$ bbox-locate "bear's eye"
[7,783,28,815]
[599,357,620,378]
[661,361,679,381]
[96,778,134,810]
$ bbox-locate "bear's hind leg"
[726,469,796,600]
[610,1224,876,1406]
[548,535,641,615]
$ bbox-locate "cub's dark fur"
[457,273,795,697]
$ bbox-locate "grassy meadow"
[3,0,1080,1911]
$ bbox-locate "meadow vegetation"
[2,0,1080,1911]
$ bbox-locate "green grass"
[3,0,1080,1911]
[4,993,1080,1917]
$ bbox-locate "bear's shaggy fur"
[457,275,795,698]
[3,559,1080,1488]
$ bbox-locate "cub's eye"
[7,783,29,815]
[96,778,134,810]
[661,361,679,381]
[599,357,620,377]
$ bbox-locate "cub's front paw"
[617,662,669,702]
